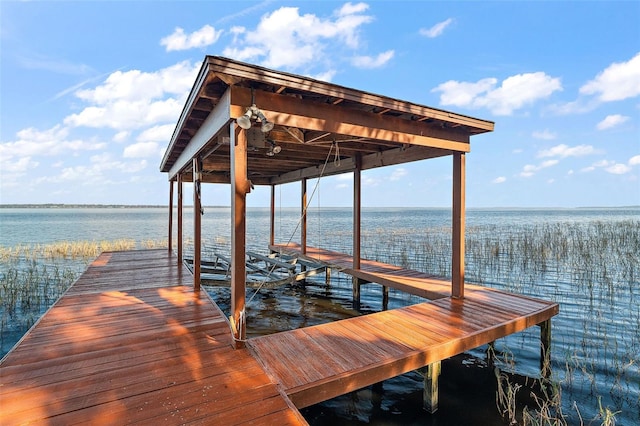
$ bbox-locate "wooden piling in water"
[423,361,441,414]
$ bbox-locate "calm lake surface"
[1,206,638,425]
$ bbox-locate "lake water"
[1,206,638,425]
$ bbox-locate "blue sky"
[1,1,639,208]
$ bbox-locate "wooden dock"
[271,243,454,300]
[0,249,305,425]
[1,248,558,424]
[256,243,559,408]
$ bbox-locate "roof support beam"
[229,86,471,152]
[269,144,448,186]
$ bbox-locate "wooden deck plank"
[0,250,306,425]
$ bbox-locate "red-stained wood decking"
[258,243,559,408]
[271,243,453,299]
[0,249,305,425]
[1,248,559,424]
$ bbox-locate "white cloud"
[520,160,559,177]
[363,176,380,186]
[580,52,640,102]
[113,131,129,143]
[390,167,407,181]
[605,163,632,174]
[123,142,160,158]
[492,176,506,184]
[581,156,639,175]
[419,18,454,38]
[596,114,630,130]
[1,156,39,174]
[0,125,106,159]
[352,50,394,68]
[137,124,176,142]
[74,61,197,104]
[532,130,557,140]
[432,72,562,115]
[38,155,148,186]
[222,4,374,70]
[160,25,222,51]
[65,98,185,130]
[537,144,598,158]
[63,61,198,131]
[311,69,337,82]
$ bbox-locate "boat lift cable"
[243,142,336,309]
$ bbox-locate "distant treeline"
[0,204,229,209]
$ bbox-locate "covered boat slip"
[158,55,558,416]
[160,55,499,345]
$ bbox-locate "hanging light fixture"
[236,107,254,130]
[235,104,274,133]
[255,109,274,133]
[266,139,281,157]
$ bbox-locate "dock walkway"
[271,243,454,300]
[0,249,305,425]
[254,244,559,408]
[1,248,558,424]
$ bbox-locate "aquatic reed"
[360,219,638,424]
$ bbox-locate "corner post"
[423,361,441,413]
[540,320,552,378]
[301,178,307,255]
[230,124,248,348]
[193,158,202,292]
[270,184,276,247]
[452,152,466,299]
[168,179,173,253]
[177,173,183,265]
[353,155,362,309]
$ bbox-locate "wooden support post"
[452,152,466,299]
[177,174,183,265]
[353,156,362,310]
[325,267,331,286]
[193,158,202,292]
[353,155,362,270]
[352,277,361,311]
[301,178,307,255]
[423,361,441,414]
[487,341,496,368]
[168,180,173,253]
[230,124,248,349]
[382,285,389,311]
[270,184,276,247]
[540,319,552,379]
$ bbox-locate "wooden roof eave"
[205,55,494,133]
[161,59,216,174]
[165,88,233,180]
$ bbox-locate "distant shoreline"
[0,204,638,210]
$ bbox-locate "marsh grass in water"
[357,220,638,425]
